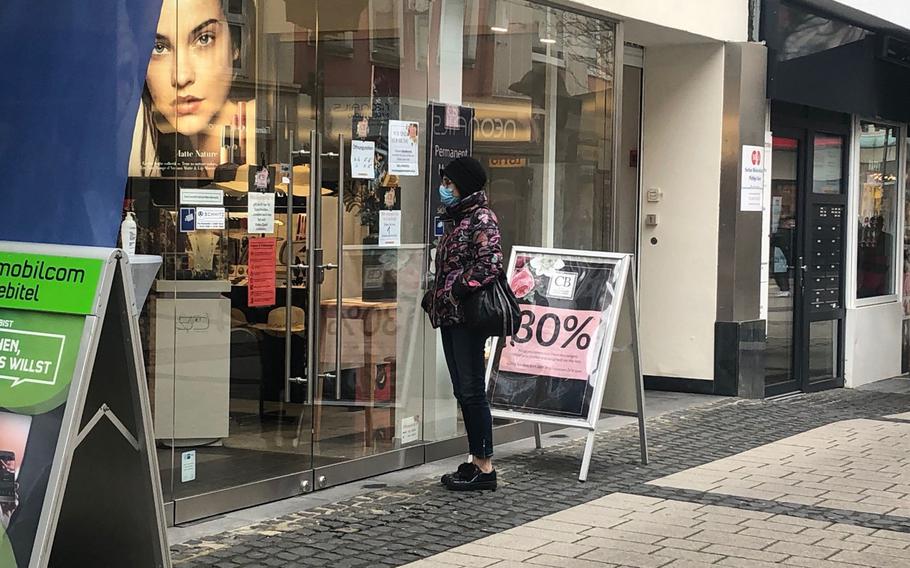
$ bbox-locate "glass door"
[766,127,847,397]
[308,1,430,486]
[149,0,323,521]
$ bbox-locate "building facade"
[24,0,910,526]
[113,0,763,524]
[759,0,910,393]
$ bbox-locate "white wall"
[827,0,910,31]
[638,44,726,380]
[845,303,903,387]
[570,0,750,42]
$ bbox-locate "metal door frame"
[767,114,849,396]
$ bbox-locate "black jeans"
[441,325,493,458]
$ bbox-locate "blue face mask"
[439,185,459,206]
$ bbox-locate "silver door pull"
[320,263,338,271]
[292,264,309,270]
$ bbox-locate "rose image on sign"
[499,305,602,380]
[509,268,535,299]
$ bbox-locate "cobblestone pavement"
[171,389,910,567]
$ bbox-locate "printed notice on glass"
[195,207,225,230]
[247,237,276,308]
[388,120,419,176]
[350,140,375,179]
[741,145,765,212]
[247,192,275,234]
[400,416,419,445]
[180,188,224,205]
[487,250,621,419]
[378,210,401,247]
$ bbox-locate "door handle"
[320,263,338,271]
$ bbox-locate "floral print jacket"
[422,191,504,328]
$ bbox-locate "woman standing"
[422,156,503,492]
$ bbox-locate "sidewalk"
[169,385,910,568]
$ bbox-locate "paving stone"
[524,555,617,568]
[170,390,910,568]
[506,526,586,544]
[579,547,673,568]
[765,540,839,560]
[652,547,725,564]
[611,520,700,540]
[829,549,910,568]
[701,544,787,563]
[689,530,776,551]
[448,544,536,563]
[739,527,822,546]
[576,536,662,555]
[529,541,596,558]
[715,555,784,568]
[581,527,665,544]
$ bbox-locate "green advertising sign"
[0,252,103,315]
[0,525,15,568]
[0,309,84,415]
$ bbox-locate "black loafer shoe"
[444,465,497,492]
[441,462,475,486]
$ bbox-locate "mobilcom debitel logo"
[0,252,102,315]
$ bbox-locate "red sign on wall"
[248,237,276,307]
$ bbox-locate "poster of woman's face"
[133,0,252,178]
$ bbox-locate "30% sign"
[499,305,602,379]
[513,308,593,349]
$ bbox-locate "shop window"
[903,134,910,372]
[856,122,899,300]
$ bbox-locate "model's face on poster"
[147,0,236,136]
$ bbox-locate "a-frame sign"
[0,242,169,568]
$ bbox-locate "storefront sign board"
[0,242,170,568]
[486,247,647,481]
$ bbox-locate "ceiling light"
[490,26,508,33]
[540,37,556,44]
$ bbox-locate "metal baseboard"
[173,470,312,525]
[163,500,175,528]
[424,420,560,462]
[167,421,559,525]
[314,446,424,489]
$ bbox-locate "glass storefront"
[855,121,899,300]
[124,0,615,520]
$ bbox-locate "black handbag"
[463,273,521,338]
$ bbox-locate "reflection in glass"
[856,122,899,299]
[812,134,843,194]
[777,4,868,62]
[904,136,910,373]
[808,320,837,380]
[766,136,798,386]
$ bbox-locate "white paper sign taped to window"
[351,140,375,179]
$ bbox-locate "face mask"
[439,185,459,206]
